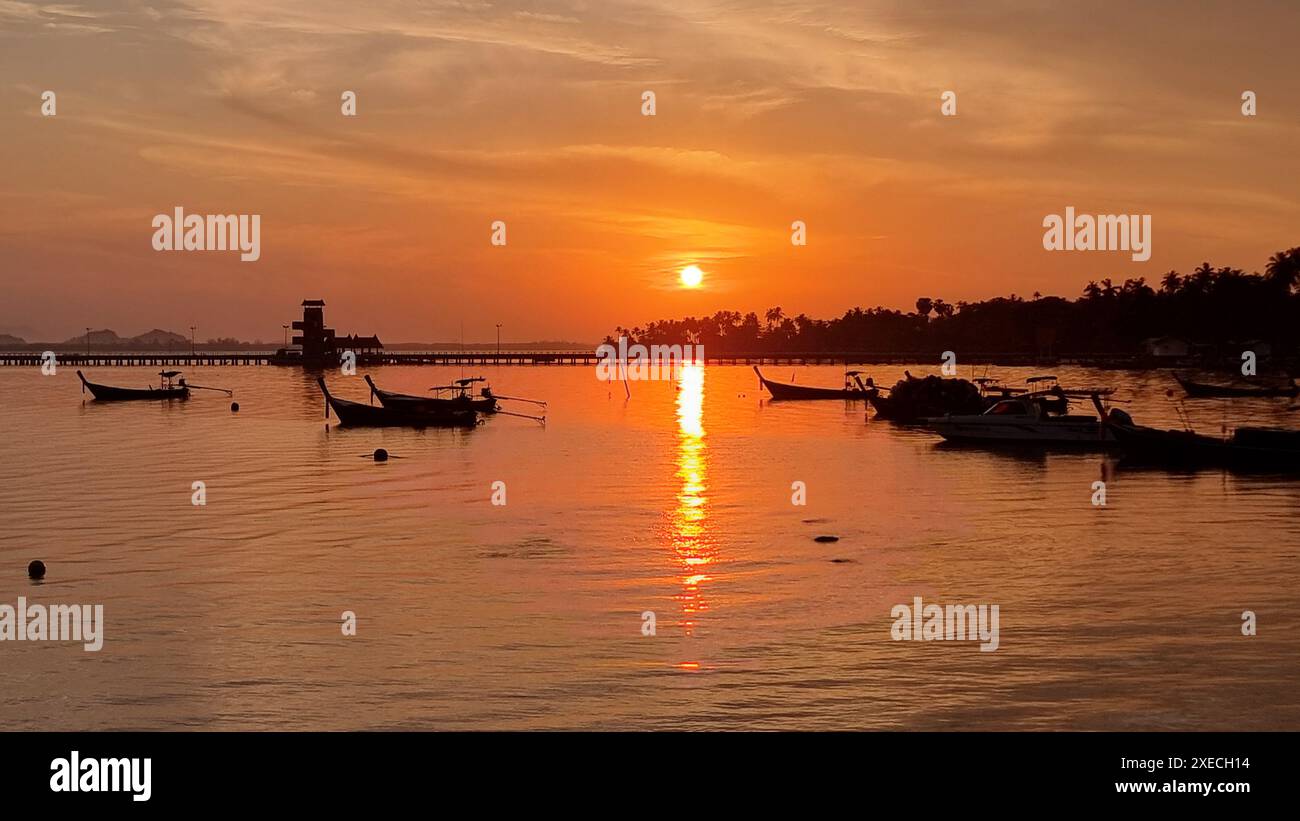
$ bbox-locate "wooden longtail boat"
[871,373,1072,423]
[867,373,984,422]
[1105,413,1300,470]
[1173,372,1298,399]
[364,374,498,413]
[753,366,873,400]
[318,378,478,428]
[77,369,189,401]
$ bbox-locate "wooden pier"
[0,350,1154,368]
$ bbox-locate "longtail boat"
[753,366,873,400]
[1102,405,1300,471]
[1173,372,1298,399]
[871,373,1069,423]
[318,378,478,428]
[364,374,498,413]
[867,372,984,422]
[78,369,189,401]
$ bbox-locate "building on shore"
[272,300,383,365]
[1142,336,1190,358]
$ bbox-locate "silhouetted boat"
[923,388,1116,446]
[872,373,1074,423]
[1173,372,1298,398]
[867,372,985,422]
[364,374,498,413]
[318,378,477,427]
[754,366,872,400]
[1104,408,1300,470]
[77,369,189,401]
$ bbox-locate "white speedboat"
[922,388,1115,446]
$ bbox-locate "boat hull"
[867,375,991,423]
[1174,373,1298,398]
[925,414,1113,446]
[1109,422,1300,470]
[869,393,995,423]
[77,371,189,401]
[366,377,497,413]
[753,367,870,400]
[320,379,477,427]
[328,397,478,427]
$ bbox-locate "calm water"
[1,363,1298,730]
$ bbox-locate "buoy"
[230,402,240,412]
[373,448,389,462]
[28,560,45,580]
[814,535,839,543]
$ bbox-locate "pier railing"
[0,350,1162,368]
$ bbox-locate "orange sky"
[2,1,1299,343]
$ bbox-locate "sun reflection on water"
[670,364,714,667]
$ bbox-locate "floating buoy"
[28,560,45,580]
[814,535,840,543]
[373,448,389,462]
[230,402,240,412]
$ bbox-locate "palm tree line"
[607,248,1300,355]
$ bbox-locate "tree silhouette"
[612,248,1300,357]
[1265,247,1300,293]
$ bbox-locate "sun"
[679,265,704,288]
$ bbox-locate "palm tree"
[1188,262,1215,294]
[1160,270,1181,294]
[1265,247,1300,293]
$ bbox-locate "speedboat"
[922,387,1115,446]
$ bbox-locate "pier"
[0,350,1155,368]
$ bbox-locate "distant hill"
[9,330,592,351]
[61,329,122,346]
[130,328,189,347]
[50,328,192,349]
